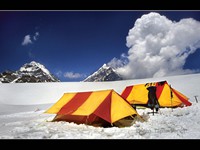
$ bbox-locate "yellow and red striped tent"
[45,89,139,126]
[121,81,192,108]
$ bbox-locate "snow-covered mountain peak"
[0,61,60,83]
[20,61,51,76]
[30,61,39,65]
[102,63,109,70]
[83,63,123,82]
[29,61,45,69]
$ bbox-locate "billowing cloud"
[64,72,87,79]
[111,12,200,79]
[22,32,40,46]
[22,35,32,46]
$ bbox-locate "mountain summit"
[83,64,123,82]
[0,61,60,83]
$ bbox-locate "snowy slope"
[0,73,199,105]
[0,73,200,139]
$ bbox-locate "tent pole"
[170,85,173,112]
[86,115,89,125]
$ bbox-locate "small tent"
[45,89,139,127]
[121,81,192,109]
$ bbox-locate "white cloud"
[64,72,86,79]
[22,35,32,46]
[56,70,63,77]
[22,32,40,46]
[28,50,35,58]
[33,32,39,41]
[111,12,200,79]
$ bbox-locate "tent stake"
[138,115,145,122]
[194,95,198,103]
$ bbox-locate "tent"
[121,81,192,109]
[45,89,139,127]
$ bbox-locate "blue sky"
[0,11,200,81]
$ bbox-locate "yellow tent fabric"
[45,89,139,125]
[121,81,192,108]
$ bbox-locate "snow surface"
[0,73,200,139]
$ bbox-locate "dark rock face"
[0,70,17,83]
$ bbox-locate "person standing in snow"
[145,83,160,113]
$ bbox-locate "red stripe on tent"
[156,81,166,99]
[57,92,93,115]
[93,91,112,123]
[172,88,192,106]
[121,86,133,99]
[85,114,99,124]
